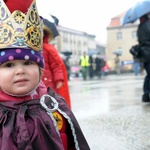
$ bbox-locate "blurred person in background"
[133,56,140,76]
[42,17,71,108]
[79,51,90,80]
[88,55,95,79]
[62,55,71,80]
[114,54,121,74]
[101,62,110,77]
[95,54,105,79]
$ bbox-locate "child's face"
[0,60,40,96]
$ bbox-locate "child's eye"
[24,61,32,65]
[5,63,14,68]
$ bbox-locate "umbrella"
[122,0,150,26]
[113,51,122,56]
[121,8,137,25]
[71,66,80,72]
[88,50,100,55]
[61,51,72,56]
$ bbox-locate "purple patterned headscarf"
[0,48,44,68]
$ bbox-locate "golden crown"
[0,0,43,51]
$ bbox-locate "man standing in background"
[79,51,90,80]
[114,54,121,74]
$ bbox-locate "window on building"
[77,41,81,49]
[63,33,68,43]
[132,31,137,39]
[116,32,122,40]
[78,50,81,56]
[63,37,68,43]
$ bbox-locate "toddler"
[0,0,90,149]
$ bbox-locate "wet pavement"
[68,73,150,150]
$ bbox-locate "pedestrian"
[42,15,71,108]
[95,54,106,78]
[114,54,121,74]
[79,51,90,80]
[137,12,150,102]
[0,0,90,149]
[89,55,95,79]
[101,62,109,76]
[95,54,102,78]
[133,56,140,76]
[62,56,71,80]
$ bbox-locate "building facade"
[106,12,139,72]
[52,11,139,71]
[52,25,105,65]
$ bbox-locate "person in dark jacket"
[89,55,94,79]
[0,0,90,149]
[137,12,150,102]
[95,54,103,78]
[62,56,71,80]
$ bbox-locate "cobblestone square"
[69,74,150,150]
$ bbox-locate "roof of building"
[107,10,139,28]
[57,25,96,38]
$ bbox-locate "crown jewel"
[0,0,43,51]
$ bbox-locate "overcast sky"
[37,0,140,44]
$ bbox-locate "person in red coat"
[42,21,71,108]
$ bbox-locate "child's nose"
[15,65,25,74]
